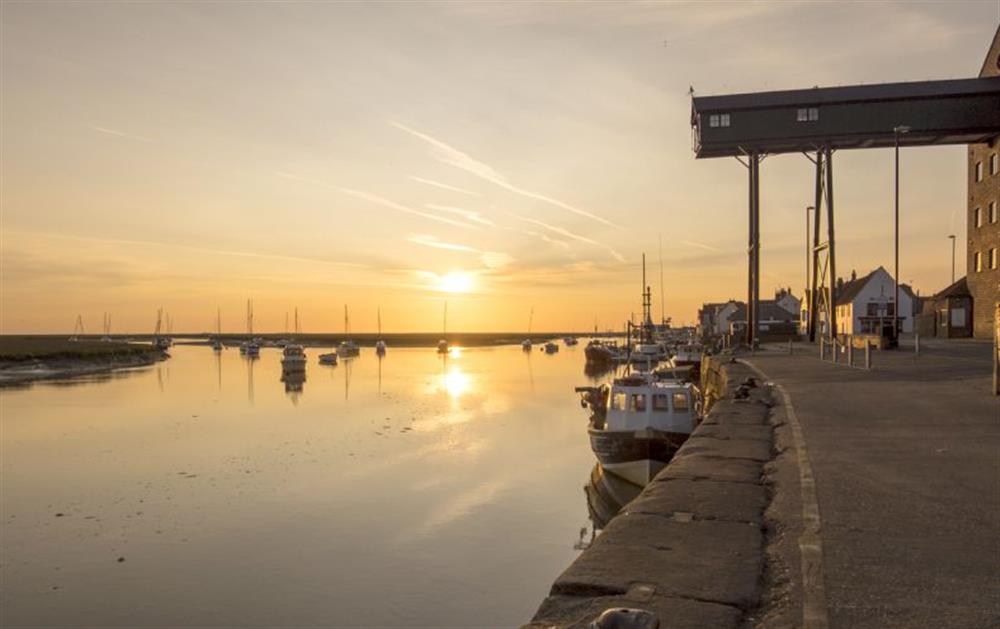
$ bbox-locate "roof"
[835,267,918,306]
[931,277,971,300]
[691,77,999,113]
[725,300,797,322]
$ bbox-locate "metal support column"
[807,146,837,344]
[745,152,760,348]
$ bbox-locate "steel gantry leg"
[807,146,837,344]
[743,151,761,348]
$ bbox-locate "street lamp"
[948,234,956,285]
[893,125,910,342]
[805,205,815,332]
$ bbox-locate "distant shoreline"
[0,338,166,387]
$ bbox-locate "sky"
[1,1,998,334]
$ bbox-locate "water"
[0,344,613,627]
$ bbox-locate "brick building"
[967,26,1000,338]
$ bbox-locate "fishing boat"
[436,302,450,354]
[577,371,701,486]
[375,307,387,356]
[564,336,579,346]
[337,306,360,357]
[585,339,626,364]
[672,343,704,370]
[543,341,559,354]
[280,344,307,371]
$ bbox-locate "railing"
[819,334,872,369]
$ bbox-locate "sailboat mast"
[443,302,448,335]
[377,307,382,337]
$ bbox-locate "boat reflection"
[580,463,643,549]
[281,368,306,403]
[583,360,617,381]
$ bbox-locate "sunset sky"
[2,1,998,334]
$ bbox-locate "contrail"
[407,235,479,253]
[425,204,494,227]
[681,239,722,252]
[410,176,481,196]
[510,213,625,262]
[338,187,479,229]
[392,121,620,228]
[88,125,152,142]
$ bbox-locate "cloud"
[407,234,479,253]
[407,235,514,270]
[338,187,479,229]
[88,125,152,142]
[681,240,722,253]
[392,121,620,228]
[424,203,494,227]
[410,176,481,196]
[509,213,625,263]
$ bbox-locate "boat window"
[611,392,627,411]
[653,394,670,411]
[672,392,690,411]
[631,394,647,412]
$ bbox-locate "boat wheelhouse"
[281,344,307,371]
[580,372,700,486]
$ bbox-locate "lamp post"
[948,234,956,285]
[806,205,815,333]
[893,125,910,342]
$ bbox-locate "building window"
[974,251,982,272]
[709,114,731,128]
[974,207,982,228]
[990,248,998,270]
[990,201,997,224]
[975,161,983,182]
[796,107,819,122]
[991,153,998,175]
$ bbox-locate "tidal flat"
[0,343,611,627]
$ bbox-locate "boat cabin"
[603,377,698,433]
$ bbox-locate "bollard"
[789,338,793,355]
[847,340,854,367]
[865,341,871,369]
[915,333,920,356]
[832,338,838,364]
[819,336,825,361]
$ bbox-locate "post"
[847,337,854,367]
[949,235,956,285]
[808,150,824,342]
[752,154,761,351]
[826,146,837,340]
[819,336,825,361]
[892,126,910,343]
[865,341,871,370]
[915,333,920,356]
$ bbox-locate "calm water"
[1,344,613,627]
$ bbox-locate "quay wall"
[524,356,776,629]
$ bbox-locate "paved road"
[747,339,999,629]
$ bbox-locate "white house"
[834,267,917,335]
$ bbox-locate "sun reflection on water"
[442,367,472,399]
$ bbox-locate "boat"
[280,344,307,372]
[337,306,361,357]
[436,302,450,354]
[564,336,579,346]
[318,352,338,365]
[585,339,626,364]
[577,371,701,486]
[672,343,704,370]
[239,300,259,357]
[543,341,559,354]
[375,307,387,356]
[521,307,534,350]
[152,308,172,349]
[212,308,224,351]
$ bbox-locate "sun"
[436,271,475,293]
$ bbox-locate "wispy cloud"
[424,204,494,227]
[509,213,625,263]
[681,239,722,253]
[338,187,479,229]
[406,235,514,270]
[88,124,152,142]
[407,234,478,253]
[392,121,619,228]
[410,176,481,197]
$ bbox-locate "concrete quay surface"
[746,338,999,629]
[524,361,777,629]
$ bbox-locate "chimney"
[850,269,857,281]
[836,277,844,290]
